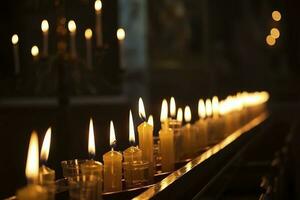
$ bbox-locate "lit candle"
[159,99,175,172]
[41,20,49,57]
[212,96,225,141]
[85,29,93,70]
[117,28,125,69]
[17,131,48,200]
[182,106,194,157]
[148,115,154,127]
[94,0,103,47]
[205,98,214,145]
[176,107,183,124]
[11,34,20,75]
[81,118,103,196]
[103,121,122,192]
[31,45,39,61]
[137,98,154,177]
[196,99,207,149]
[39,127,55,200]
[68,20,77,58]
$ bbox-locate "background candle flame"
[109,120,116,147]
[117,28,125,41]
[148,115,154,127]
[40,127,51,163]
[25,131,39,183]
[184,106,192,123]
[177,107,183,122]
[129,110,135,144]
[170,97,176,117]
[41,20,49,32]
[160,99,168,122]
[138,97,146,120]
[68,20,76,32]
[198,99,206,119]
[85,28,93,39]
[94,0,102,12]
[205,99,213,117]
[31,46,39,57]
[88,118,96,157]
[212,96,219,116]
[11,34,19,45]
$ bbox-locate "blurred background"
[0,0,299,198]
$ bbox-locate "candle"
[147,115,153,127]
[159,99,175,172]
[212,96,225,141]
[117,28,125,69]
[137,98,154,177]
[11,34,20,75]
[176,107,183,124]
[94,0,103,47]
[39,127,55,200]
[17,131,48,200]
[196,99,207,149]
[182,106,194,157]
[81,118,103,196]
[31,45,39,61]
[41,20,49,57]
[85,29,93,70]
[68,20,77,58]
[205,98,215,145]
[103,121,122,192]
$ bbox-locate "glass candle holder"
[123,161,150,188]
[68,175,98,200]
[61,159,88,180]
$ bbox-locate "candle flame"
[11,34,19,45]
[25,131,39,183]
[117,28,125,41]
[212,96,219,116]
[177,107,183,122]
[198,99,206,119]
[160,99,168,122]
[88,118,96,156]
[129,110,135,143]
[85,28,93,39]
[68,20,76,33]
[270,28,280,39]
[205,99,213,117]
[272,10,281,21]
[40,127,51,162]
[148,115,154,127]
[41,20,49,32]
[94,0,102,12]
[184,106,192,122]
[138,97,146,120]
[170,97,176,117]
[31,45,39,57]
[266,35,276,46]
[109,120,116,147]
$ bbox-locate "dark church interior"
[1,0,300,199]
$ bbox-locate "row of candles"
[11,0,125,74]
[15,91,269,200]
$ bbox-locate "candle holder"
[61,159,89,180]
[123,161,150,188]
[68,175,98,200]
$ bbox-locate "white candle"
[85,29,93,70]
[117,28,125,69]
[94,0,103,47]
[31,45,39,61]
[11,34,20,75]
[68,20,77,58]
[41,20,49,57]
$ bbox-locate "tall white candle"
[85,29,93,70]
[94,0,103,47]
[68,20,77,58]
[117,28,125,69]
[41,20,49,57]
[11,34,20,75]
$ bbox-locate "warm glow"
[94,0,102,12]
[212,96,219,116]
[272,11,281,21]
[40,127,51,162]
[68,20,76,33]
[160,99,168,122]
[117,28,125,41]
[11,34,19,45]
[85,28,93,39]
[148,115,154,127]
[270,28,280,39]
[109,120,116,147]
[266,35,276,46]
[198,99,206,119]
[129,110,135,143]
[205,99,213,117]
[170,97,176,117]
[138,97,146,119]
[184,106,192,123]
[31,45,39,57]
[41,20,49,32]
[177,108,183,122]
[88,118,96,156]
[26,131,39,183]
